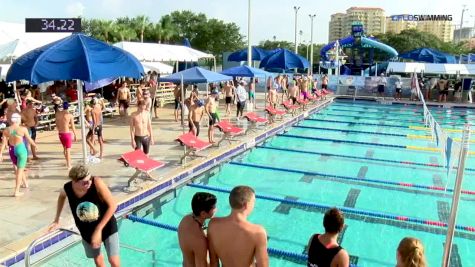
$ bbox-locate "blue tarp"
[220,65,271,77]
[320,36,398,61]
[228,47,270,61]
[259,48,309,70]
[399,48,456,64]
[6,33,144,84]
[160,66,232,84]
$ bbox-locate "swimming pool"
[38,99,475,266]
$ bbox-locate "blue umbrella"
[228,47,270,62]
[220,65,271,77]
[259,48,309,70]
[399,48,456,64]
[6,33,144,163]
[161,66,232,84]
[6,33,143,84]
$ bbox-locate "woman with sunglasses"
[48,164,120,267]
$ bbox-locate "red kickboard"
[119,150,165,172]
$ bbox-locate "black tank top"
[64,177,118,244]
[307,234,342,267]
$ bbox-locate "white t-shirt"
[235,85,247,102]
[395,81,402,89]
[378,77,387,86]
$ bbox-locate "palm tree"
[159,16,175,43]
[134,15,150,43]
[151,22,162,43]
[99,20,115,43]
[116,24,137,42]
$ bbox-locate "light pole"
[294,6,300,53]
[247,0,252,66]
[459,5,469,43]
[299,30,304,51]
[309,14,316,75]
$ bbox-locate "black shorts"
[237,101,246,112]
[189,121,200,136]
[378,85,385,93]
[174,99,181,110]
[290,97,297,105]
[225,96,232,104]
[119,99,129,109]
[94,125,103,137]
[396,88,402,93]
[440,90,449,96]
[322,84,327,89]
[209,113,218,126]
[28,127,37,141]
[134,135,151,154]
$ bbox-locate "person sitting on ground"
[208,185,269,267]
[306,207,349,267]
[189,99,204,137]
[130,100,154,155]
[178,192,217,267]
[48,164,120,267]
[396,237,426,267]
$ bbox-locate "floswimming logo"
[391,14,453,21]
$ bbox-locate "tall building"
[328,13,345,42]
[453,27,475,42]
[328,7,385,42]
[416,21,453,42]
[385,16,417,34]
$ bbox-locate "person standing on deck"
[55,102,77,170]
[21,100,39,160]
[117,82,131,117]
[130,100,154,155]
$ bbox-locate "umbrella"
[220,65,270,78]
[259,48,309,70]
[161,66,232,84]
[228,47,270,62]
[6,33,144,163]
[399,48,456,64]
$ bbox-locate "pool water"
[40,100,475,267]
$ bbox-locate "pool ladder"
[24,228,157,267]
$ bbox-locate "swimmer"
[55,102,77,169]
[130,100,153,155]
[0,113,37,196]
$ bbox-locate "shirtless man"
[117,82,131,117]
[288,80,299,104]
[178,192,217,267]
[55,102,77,169]
[221,81,234,115]
[301,77,310,100]
[91,100,104,159]
[267,85,278,108]
[189,99,204,137]
[208,186,269,267]
[130,100,154,155]
[85,101,95,155]
[21,100,39,159]
[136,81,146,101]
[205,91,219,143]
[173,85,182,122]
[143,89,152,114]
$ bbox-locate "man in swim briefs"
[117,82,131,117]
[130,100,154,155]
[91,100,104,159]
[55,102,77,169]
[21,100,39,160]
[205,91,219,143]
[221,81,234,116]
[189,99,204,137]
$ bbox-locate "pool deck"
[0,93,335,265]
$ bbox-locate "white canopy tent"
[0,64,10,79]
[0,21,70,63]
[114,41,215,62]
[141,61,173,75]
[387,62,475,75]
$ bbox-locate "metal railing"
[24,228,157,266]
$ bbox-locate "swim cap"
[63,102,70,109]
[196,99,204,107]
[11,113,21,124]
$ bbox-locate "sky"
[0,0,474,45]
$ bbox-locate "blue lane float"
[306,118,410,129]
[294,125,407,137]
[186,184,475,233]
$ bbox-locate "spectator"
[307,208,349,267]
[396,237,426,267]
[178,192,217,267]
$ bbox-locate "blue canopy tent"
[161,67,232,133]
[399,48,456,64]
[227,47,270,62]
[259,48,309,71]
[6,33,144,162]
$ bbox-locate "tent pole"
[213,57,217,72]
[181,74,186,166]
[76,80,88,164]
[13,82,21,112]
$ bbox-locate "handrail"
[25,228,80,267]
[120,243,157,267]
[24,228,157,267]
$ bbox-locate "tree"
[132,15,150,43]
[258,40,293,51]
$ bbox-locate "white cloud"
[66,1,85,17]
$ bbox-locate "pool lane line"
[294,125,475,143]
[330,105,475,117]
[317,112,470,126]
[228,161,475,196]
[332,102,475,115]
[256,145,475,172]
[409,125,475,134]
[187,183,475,233]
[307,118,409,128]
[276,133,475,156]
[125,214,354,266]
